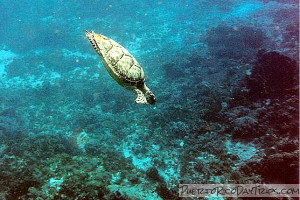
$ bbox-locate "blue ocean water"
[0,0,299,199]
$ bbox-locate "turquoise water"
[0,0,299,199]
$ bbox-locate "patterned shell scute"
[124,64,144,81]
[116,56,145,81]
[116,55,132,75]
[107,46,124,66]
[106,42,145,82]
[102,39,113,52]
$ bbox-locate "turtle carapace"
[85,31,156,105]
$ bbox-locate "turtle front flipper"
[139,83,156,105]
[134,89,148,104]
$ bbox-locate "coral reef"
[240,150,299,183]
[0,133,146,199]
[247,50,298,99]
[205,26,265,59]
[0,109,24,137]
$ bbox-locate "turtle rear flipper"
[134,89,148,104]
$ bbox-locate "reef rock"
[247,50,298,99]
[240,150,299,183]
[205,26,265,59]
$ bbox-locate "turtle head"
[145,91,156,105]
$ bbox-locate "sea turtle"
[85,31,156,105]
